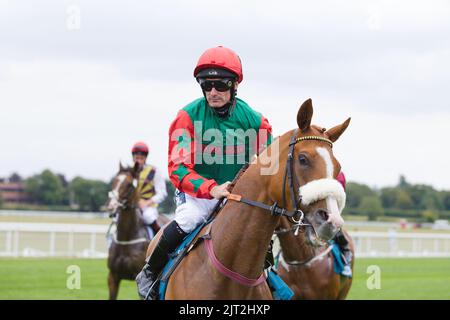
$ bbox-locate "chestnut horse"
[275,218,354,299]
[106,163,169,300]
[146,98,350,299]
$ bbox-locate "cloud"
[0,0,449,189]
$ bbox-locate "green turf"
[0,258,138,300]
[0,257,449,299]
[347,257,450,300]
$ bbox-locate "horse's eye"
[298,154,309,166]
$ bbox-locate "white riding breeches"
[174,190,219,233]
[142,206,159,225]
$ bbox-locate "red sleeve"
[257,115,273,154]
[337,171,346,191]
[168,110,218,199]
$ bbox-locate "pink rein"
[204,237,266,287]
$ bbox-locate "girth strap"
[204,237,266,287]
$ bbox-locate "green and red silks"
[168,97,272,199]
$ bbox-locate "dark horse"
[275,217,354,299]
[106,163,168,300]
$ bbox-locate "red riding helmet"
[193,46,243,83]
[131,141,149,155]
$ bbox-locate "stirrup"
[136,267,159,300]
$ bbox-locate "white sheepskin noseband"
[299,178,346,212]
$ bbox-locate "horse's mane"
[228,162,250,193]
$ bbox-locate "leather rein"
[227,129,333,231]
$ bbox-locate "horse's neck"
[211,164,277,279]
[277,224,316,263]
[116,204,142,241]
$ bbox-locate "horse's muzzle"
[311,208,342,242]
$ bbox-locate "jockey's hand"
[210,182,231,199]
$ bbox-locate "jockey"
[132,141,167,236]
[136,46,273,299]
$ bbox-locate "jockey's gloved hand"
[210,181,231,199]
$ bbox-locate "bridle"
[227,129,334,233]
[108,174,137,216]
[107,173,150,246]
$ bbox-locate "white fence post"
[90,232,96,256]
[68,231,74,257]
[5,230,12,255]
[49,232,56,257]
[13,230,19,257]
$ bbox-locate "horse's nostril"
[316,209,329,222]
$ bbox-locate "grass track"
[0,257,449,299]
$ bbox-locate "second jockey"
[132,141,167,236]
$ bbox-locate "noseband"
[227,129,334,230]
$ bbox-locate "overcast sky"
[1,0,449,189]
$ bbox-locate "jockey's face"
[203,78,238,108]
[132,153,147,169]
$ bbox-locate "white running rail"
[0,222,109,258]
[1,222,450,258]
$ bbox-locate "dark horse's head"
[269,99,350,246]
[106,162,140,213]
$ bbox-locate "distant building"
[0,182,30,203]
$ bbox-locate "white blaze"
[316,147,334,178]
[316,147,344,228]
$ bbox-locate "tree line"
[1,171,449,222]
[345,175,450,221]
[0,170,176,213]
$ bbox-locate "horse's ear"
[132,161,140,178]
[297,99,313,132]
[325,117,351,142]
[119,161,124,172]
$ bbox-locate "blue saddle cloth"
[329,240,352,278]
[267,269,294,300]
[158,223,205,300]
[158,223,293,300]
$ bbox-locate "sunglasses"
[132,151,147,156]
[199,79,233,92]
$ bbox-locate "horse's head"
[269,99,350,246]
[106,162,140,213]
